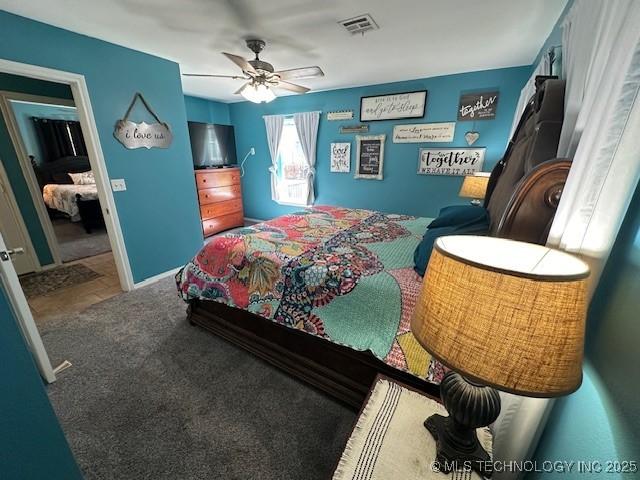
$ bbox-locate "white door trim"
[0,160,40,273]
[0,231,56,383]
[0,59,134,291]
[0,91,75,267]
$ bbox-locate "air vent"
[338,14,379,35]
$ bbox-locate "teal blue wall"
[227,66,530,220]
[0,284,82,479]
[0,73,72,266]
[184,95,231,125]
[11,101,79,165]
[530,184,640,478]
[0,11,203,282]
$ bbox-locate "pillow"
[69,171,95,185]
[51,172,73,184]
[414,206,490,277]
[427,204,488,229]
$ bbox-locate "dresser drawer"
[198,184,242,205]
[200,198,243,220]
[195,168,240,189]
[202,211,244,237]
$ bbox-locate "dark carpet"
[42,277,355,480]
[53,219,111,262]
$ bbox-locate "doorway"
[0,58,134,382]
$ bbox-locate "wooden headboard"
[33,155,91,189]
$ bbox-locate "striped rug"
[333,378,492,480]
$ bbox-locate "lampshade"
[411,235,590,397]
[239,82,276,103]
[459,172,490,200]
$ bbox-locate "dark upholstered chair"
[484,78,569,245]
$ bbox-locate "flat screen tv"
[188,121,238,168]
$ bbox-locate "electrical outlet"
[250,147,256,155]
[111,179,127,192]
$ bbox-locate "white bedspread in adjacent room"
[42,184,98,221]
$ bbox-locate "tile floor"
[27,252,122,320]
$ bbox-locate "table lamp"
[411,235,589,477]
[459,172,491,205]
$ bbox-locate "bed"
[34,155,105,233]
[43,182,98,222]
[177,78,569,408]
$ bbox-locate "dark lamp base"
[425,414,492,477]
[425,371,501,478]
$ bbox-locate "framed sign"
[355,134,385,180]
[417,148,485,176]
[327,110,354,121]
[113,93,173,149]
[330,142,351,173]
[458,91,499,121]
[392,122,455,143]
[360,91,427,122]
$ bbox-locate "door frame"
[0,91,76,268]
[0,59,134,291]
[0,159,40,273]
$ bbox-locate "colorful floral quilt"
[176,206,445,385]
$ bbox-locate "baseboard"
[244,217,264,225]
[133,266,181,289]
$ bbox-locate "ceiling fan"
[183,39,324,103]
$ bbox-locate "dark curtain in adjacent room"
[32,117,88,163]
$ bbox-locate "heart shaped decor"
[465,131,480,146]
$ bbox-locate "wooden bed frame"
[187,79,568,409]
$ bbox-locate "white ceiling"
[1,0,567,102]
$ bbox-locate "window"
[265,111,319,207]
[275,117,310,206]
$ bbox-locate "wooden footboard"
[187,299,440,409]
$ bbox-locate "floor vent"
[338,14,379,35]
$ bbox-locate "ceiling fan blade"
[234,83,250,95]
[182,73,246,80]
[276,81,310,94]
[222,52,257,75]
[275,66,324,80]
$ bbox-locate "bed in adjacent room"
[43,181,98,222]
[34,155,105,233]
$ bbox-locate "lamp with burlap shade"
[410,235,589,476]
[458,172,490,201]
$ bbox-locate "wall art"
[355,134,385,180]
[392,122,455,143]
[458,91,499,121]
[417,148,485,176]
[340,124,369,134]
[360,91,427,122]
[114,93,173,149]
[464,131,480,145]
[327,110,354,121]
[330,142,351,173]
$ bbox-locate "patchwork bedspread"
[176,206,445,385]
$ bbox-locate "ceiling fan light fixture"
[240,83,276,104]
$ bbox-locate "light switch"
[111,179,127,192]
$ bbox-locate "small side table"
[333,375,493,480]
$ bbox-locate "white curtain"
[548,0,640,285]
[509,55,551,138]
[293,111,320,206]
[263,114,284,203]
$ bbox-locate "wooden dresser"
[195,167,244,237]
